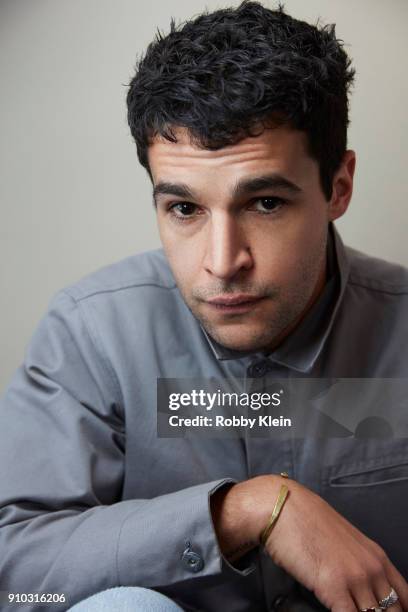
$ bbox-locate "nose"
[203,213,253,280]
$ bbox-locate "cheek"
[158,220,181,262]
[159,232,199,291]
[253,213,326,283]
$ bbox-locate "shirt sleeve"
[0,291,254,612]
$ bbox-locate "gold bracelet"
[259,472,290,547]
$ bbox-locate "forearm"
[0,479,240,612]
[215,471,408,612]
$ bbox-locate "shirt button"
[272,594,287,610]
[248,359,271,378]
[181,541,204,573]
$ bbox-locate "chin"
[206,326,269,353]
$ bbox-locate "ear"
[328,150,356,222]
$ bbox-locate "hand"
[262,477,408,612]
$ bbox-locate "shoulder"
[345,245,408,295]
[60,248,177,303]
[324,242,407,375]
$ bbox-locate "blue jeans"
[67,586,184,611]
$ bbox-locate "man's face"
[148,125,351,353]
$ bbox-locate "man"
[0,2,407,611]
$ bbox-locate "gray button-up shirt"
[0,223,407,612]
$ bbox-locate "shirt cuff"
[116,478,255,587]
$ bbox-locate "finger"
[387,605,404,612]
[374,604,404,612]
[373,576,403,612]
[352,586,384,612]
[383,558,408,612]
[379,604,403,612]
[331,592,356,612]
[349,567,403,612]
[349,536,408,612]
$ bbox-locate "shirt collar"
[200,222,350,372]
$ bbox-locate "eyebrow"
[153,182,195,207]
[232,173,303,198]
[152,172,303,208]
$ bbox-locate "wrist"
[211,481,258,562]
[259,476,290,547]
[210,474,295,562]
[249,474,293,543]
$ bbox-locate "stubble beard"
[181,233,328,354]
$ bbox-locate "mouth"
[205,294,265,314]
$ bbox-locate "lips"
[206,294,263,306]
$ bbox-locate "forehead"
[147,125,314,185]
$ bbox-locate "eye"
[168,202,200,221]
[251,196,287,214]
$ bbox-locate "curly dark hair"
[126,1,355,201]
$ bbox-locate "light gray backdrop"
[1,0,407,393]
